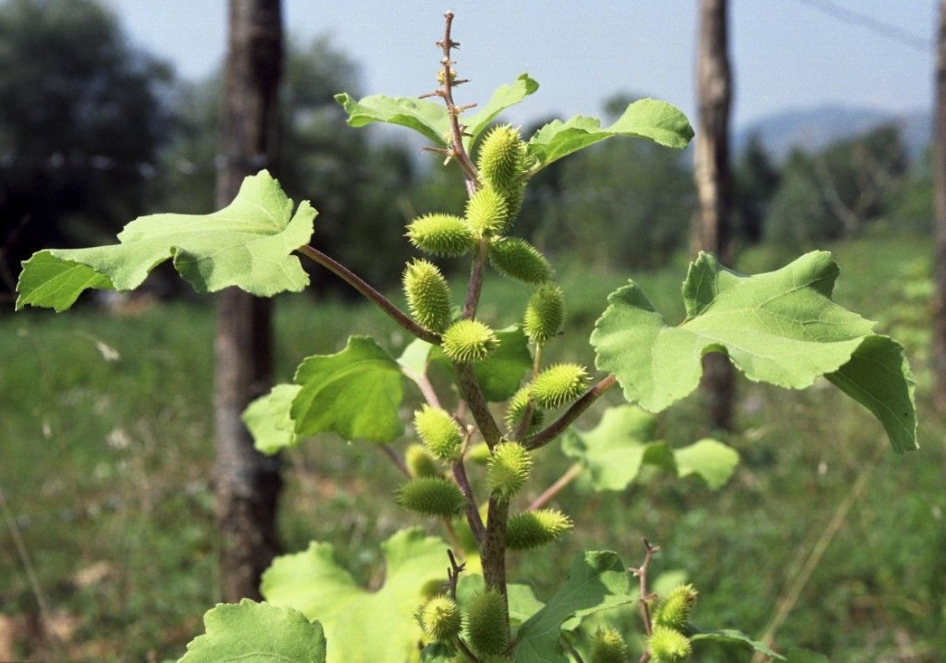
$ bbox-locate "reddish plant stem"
[380,444,410,478]
[296,244,441,345]
[436,10,479,186]
[452,458,485,542]
[634,538,661,663]
[527,463,583,511]
[453,361,503,448]
[525,375,618,451]
[462,236,489,320]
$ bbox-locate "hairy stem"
[296,244,441,345]
[436,10,480,186]
[481,496,511,633]
[527,463,583,511]
[453,361,503,448]
[462,236,489,319]
[525,375,618,451]
[452,458,485,542]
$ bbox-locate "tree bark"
[694,0,736,430]
[933,0,946,410]
[214,0,283,602]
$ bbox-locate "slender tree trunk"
[933,0,946,411]
[694,0,735,430]
[214,0,283,602]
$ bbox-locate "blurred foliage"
[0,0,173,295]
[765,125,909,249]
[520,94,695,270]
[3,236,944,663]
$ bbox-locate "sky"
[102,0,937,130]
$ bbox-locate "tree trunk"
[694,0,735,430]
[214,0,283,602]
[933,0,946,410]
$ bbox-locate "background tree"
[934,0,946,409]
[159,37,417,292]
[0,0,172,297]
[764,126,909,250]
[694,0,735,430]
[214,0,283,603]
[733,133,780,245]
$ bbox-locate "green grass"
[1,235,943,662]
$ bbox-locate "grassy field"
[1,235,944,662]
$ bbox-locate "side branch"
[525,375,618,451]
[297,244,441,345]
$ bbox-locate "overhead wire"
[787,0,932,53]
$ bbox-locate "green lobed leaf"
[563,406,740,491]
[673,439,741,490]
[291,336,406,443]
[561,406,658,491]
[178,599,326,663]
[462,73,539,149]
[514,551,635,663]
[244,384,302,455]
[404,327,533,402]
[334,92,451,146]
[261,528,447,663]
[591,251,917,452]
[17,171,315,311]
[690,629,784,660]
[526,99,693,173]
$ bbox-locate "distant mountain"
[736,105,931,161]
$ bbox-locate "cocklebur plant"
[14,11,918,663]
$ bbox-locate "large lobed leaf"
[17,170,315,311]
[562,405,739,491]
[178,599,326,663]
[514,551,635,663]
[526,98,693,173]
[461,73,539,149]
[291,336,407,444]
[591,252,917,452]
[335,73,538,150]
[243,384,302,454]
[261,528,447,663]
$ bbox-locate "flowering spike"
[416,595,462,642]
[406,213,476,257]
[414,405,464,461]
[489,237,552,284]
[524,283,564,345]
[530,363,589,409]
[486,440,532,500]
[648,625,692,662]
[403,259,453,333]
[464,589,509,657]
[442,319,499,363]
[395,477,465,518]
[505,509,573,550]
[466,185,509,236]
